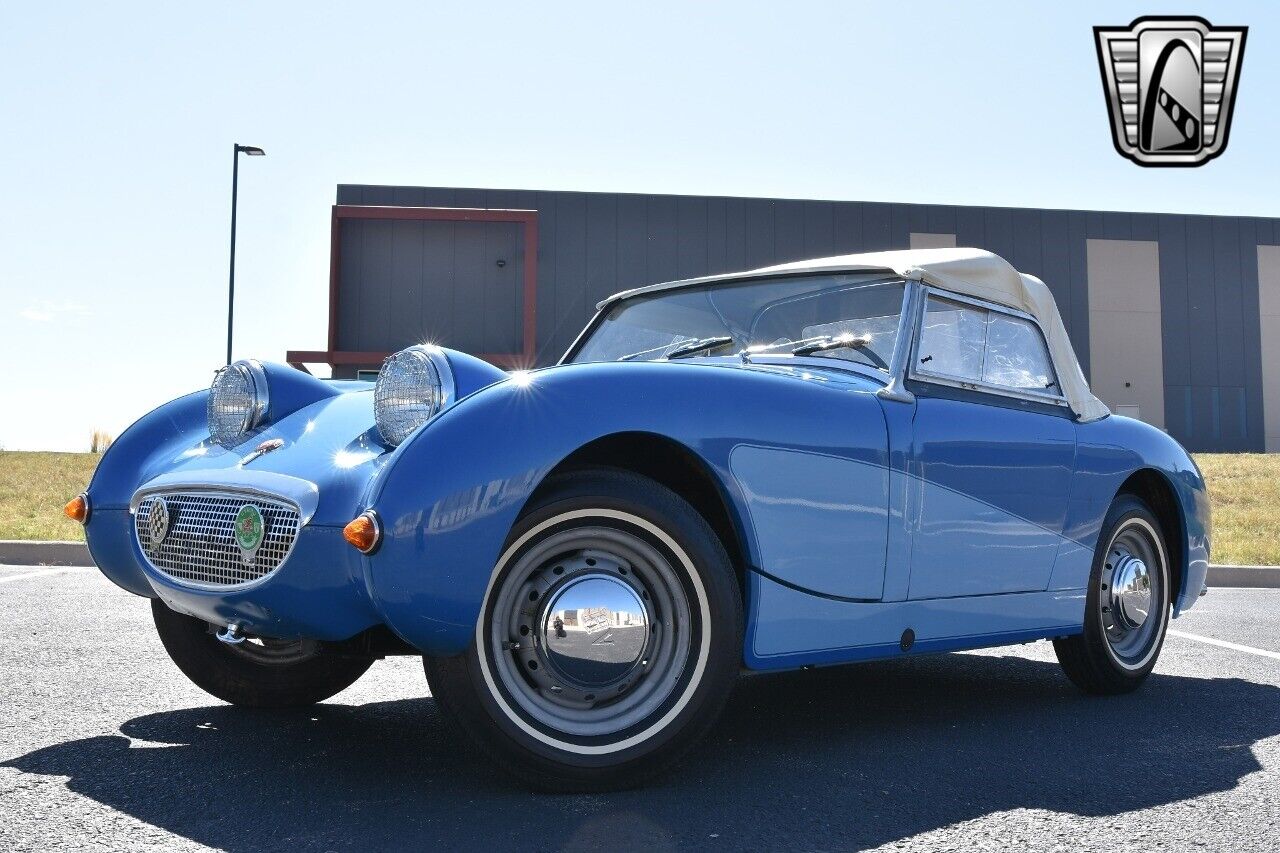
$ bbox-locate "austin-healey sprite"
[70,247,1210,789]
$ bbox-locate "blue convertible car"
[71,247,1210,790]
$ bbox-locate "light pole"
[227,143,266,365]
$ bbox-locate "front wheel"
[425,468,743,791]
[1054,494,1172,694]
[151,600,374,707]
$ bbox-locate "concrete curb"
[0,541,92,567]
[1208,565,1280,589]
[1,541,1278,587]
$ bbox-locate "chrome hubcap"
[1101,519,1167,670]
[539,572,651,693]
[487,524,693,738]
[1110,554,1151,629]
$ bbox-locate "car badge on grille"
[148,498,171,547]
[1094,17,1247,167]
[233,504,266,565]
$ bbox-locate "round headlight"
[374,346,455,446]
[207,360,269,448]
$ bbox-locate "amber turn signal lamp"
[64,493,90,525]
[343,511,381,554]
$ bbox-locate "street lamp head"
[235,145,266,156]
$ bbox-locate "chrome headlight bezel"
[207,359,269,448]
[373,346,456,447]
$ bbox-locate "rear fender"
[1067,415,1210,615]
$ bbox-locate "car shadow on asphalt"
[5,652,1278,851]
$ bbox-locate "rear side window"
[982,311,1056,391]
[916,292,1058,396]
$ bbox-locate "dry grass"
[0,451,99,541]
[89,429,114,454]
[0,451,1275,564]
[1193,453,1280,567]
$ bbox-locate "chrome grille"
[134,491,301,587]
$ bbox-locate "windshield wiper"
[744,334,888,370]
[663,336,736,360]
[617,336,733,361]
[790,334,871,356]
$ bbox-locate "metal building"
[286,185,1280,453]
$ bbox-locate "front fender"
[365,360,890,655]
[84,363,353,597]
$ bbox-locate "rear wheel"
[151,600,374,707]
[425,468,742,791]
[1054,494,1172,694]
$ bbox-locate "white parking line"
[0,567,95,584]
[1168,629,1280,662]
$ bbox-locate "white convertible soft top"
[599,247,1109,422]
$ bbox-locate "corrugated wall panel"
[832,203,863,254]
[1065,211,1090,367]
[743,199,775,269]
[533,191,559,362]
[706,197,728,274]
[552,193,589,360]
[774,199,806,262]
[863,203,892,251]
[1184,217,1219,391]
[676,196,709,279]
[584,193,619,318]
[804,201,835,259]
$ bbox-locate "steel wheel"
[482,515,701,743]
[424,468,743,791]
[1099,517,1168,670]
[1054,494,1172,694]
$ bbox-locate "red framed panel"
[287,205,539,372]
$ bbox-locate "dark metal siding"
[335,216,523,355]
[335,185,1279,452]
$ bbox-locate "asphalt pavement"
[2,565,1277,852]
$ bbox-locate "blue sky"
[0,1,1276,451]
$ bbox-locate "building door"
[1086,239,1165,427]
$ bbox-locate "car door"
[903,289,1077,599]
[728,279,909,602]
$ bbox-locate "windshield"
[569,274,906,371]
